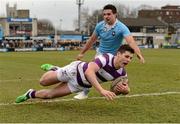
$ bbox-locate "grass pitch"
[0,49,180,123]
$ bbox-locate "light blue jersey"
[94,20,131,55]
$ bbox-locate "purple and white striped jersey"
[76,53,127,88]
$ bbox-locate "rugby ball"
[110,76,130,95]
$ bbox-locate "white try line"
[0,91,180,106]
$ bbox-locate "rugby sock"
[28,90,36,98]
[50,67,59,71]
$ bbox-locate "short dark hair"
[103,4,117,14]
[117,44,134,54]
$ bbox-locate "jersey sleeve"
[94,21,104,37]
[94,24,99,37]
[93,54,108,68]
[121,23,131,37]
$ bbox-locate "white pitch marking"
[0,91,180,106]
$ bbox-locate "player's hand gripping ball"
[110,76,130,95]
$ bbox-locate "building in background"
[0,3,37,40]
[138,5,180,33]
[121,17,168,47]
[129,5,180,47]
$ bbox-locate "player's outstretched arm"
[85,62,116,100]
[76,33,97,60]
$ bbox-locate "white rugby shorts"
[56,61,85,93]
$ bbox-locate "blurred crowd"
[0,39,86,50]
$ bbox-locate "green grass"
[0,49,180,123]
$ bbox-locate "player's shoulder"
[101,53,114,62]
[95,53,113,61]
[96,21,105,27]
[102,53,113,57]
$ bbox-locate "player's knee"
[39,78,48,86]
[39,71,55,86]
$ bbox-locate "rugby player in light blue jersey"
[15,45,134,103]
[75,4,145,99]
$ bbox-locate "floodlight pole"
[76,0,84,33]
